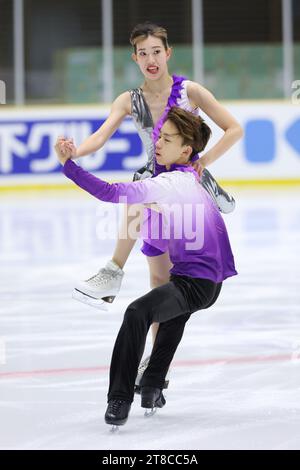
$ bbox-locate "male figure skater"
[55,107,237,427]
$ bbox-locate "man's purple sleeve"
[63,159,159,204]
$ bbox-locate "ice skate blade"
[110,425,120,433]
[72,289,108,311]
[144,408,157,418]
[102,295,116,304]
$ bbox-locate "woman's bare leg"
[112,204,143,269]
[146,251,173,344]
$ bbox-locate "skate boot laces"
[108,399,126,416]
[86,268,118,287]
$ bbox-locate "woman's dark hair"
[166,107,211,159]
[130,22,169,54]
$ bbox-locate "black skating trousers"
[108,274,222,403]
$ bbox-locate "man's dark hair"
[167,107,211,159]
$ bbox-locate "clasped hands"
[55,137,76,165]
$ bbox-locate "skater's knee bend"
[124,298,151,325]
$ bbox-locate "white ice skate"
[134,355,170,394]
[72,260,124,310]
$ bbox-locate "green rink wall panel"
[55,44,300,102]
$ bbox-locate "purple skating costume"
[63,159,237,284]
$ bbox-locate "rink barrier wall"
[1,179,300,193]
[1,179,300,194]
[0,101,299,188]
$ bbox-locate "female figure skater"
[57,22,242,389]
[56,106,237,428]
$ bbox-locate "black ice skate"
[105,399,131,431]
[201,168,235,214]
[141,386,166,417]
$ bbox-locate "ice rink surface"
[0,186,300,450]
